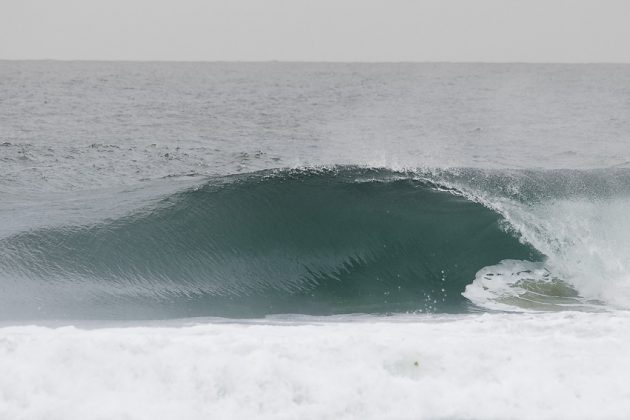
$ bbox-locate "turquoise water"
[0,167,542,319]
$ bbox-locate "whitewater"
[1,62,630,419]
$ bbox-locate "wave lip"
[0,167,541,320]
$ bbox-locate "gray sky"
[1,0,629,62]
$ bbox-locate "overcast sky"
[1,0,629,62]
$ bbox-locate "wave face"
[0,167,541,320]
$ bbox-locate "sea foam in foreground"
[2,313,629,419]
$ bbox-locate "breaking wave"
[2,166,629,319]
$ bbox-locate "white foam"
[463,259,552,311]
[489,198,630,309]
[1,313,629,419]
[424,170,630,310]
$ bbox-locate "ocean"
[1,61,629,419]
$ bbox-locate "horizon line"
[2,59,630,65]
